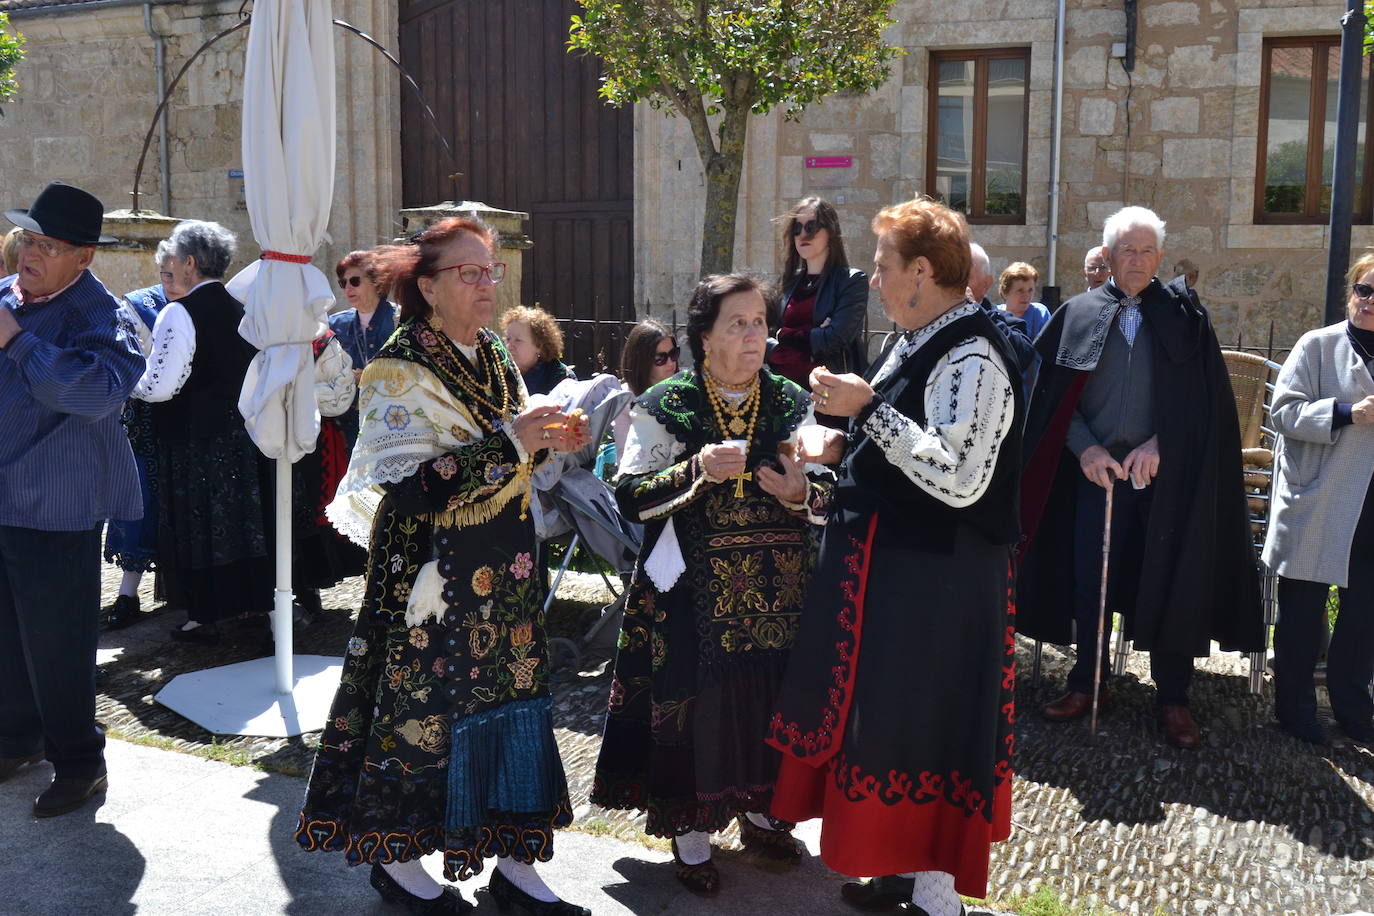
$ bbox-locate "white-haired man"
[1083,247,1109,291]
[1017,206,1262,749]
[969,241,1036,374]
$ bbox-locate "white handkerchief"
[644,516,687,592]
[404,559,446,627]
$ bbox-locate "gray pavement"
[0,739,1014,916]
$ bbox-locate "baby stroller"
[529,374,642,672]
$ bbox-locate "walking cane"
[1090,480,1115,739]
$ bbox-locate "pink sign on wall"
[805,156,853,168]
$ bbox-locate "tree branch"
[661,76,718,166]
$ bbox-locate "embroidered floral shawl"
[327,321,530,545]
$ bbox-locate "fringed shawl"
[327,322,531,545]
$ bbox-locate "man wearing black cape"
[1018,205,1263,749]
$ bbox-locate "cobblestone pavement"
[95,562,1374,915]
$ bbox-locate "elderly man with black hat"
[0,181,144,816]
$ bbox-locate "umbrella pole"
[273,399,294,695]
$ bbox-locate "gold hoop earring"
[427,312,443,331]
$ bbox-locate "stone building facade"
[637,0,1360,353]
[0,0,1359,352]
[0,0,400,293]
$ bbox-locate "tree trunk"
[698,104,749,277]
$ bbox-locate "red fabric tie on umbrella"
[260,250,313,264]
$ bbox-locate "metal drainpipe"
[1046,0,1066,293]
[144,2,170,215]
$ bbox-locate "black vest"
[153,282,257,442]
[836,308,1024,551]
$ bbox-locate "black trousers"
[1068,475,1193,706]
[1275,488,1374,728]
[0,525,106,779]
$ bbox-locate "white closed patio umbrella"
[155,0,343,737]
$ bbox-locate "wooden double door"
[399,0,634,372]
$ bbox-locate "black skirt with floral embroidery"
[590,368,824,837]
[296,324,572,881]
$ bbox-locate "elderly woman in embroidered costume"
[590,272,833,896]
[295,218,592,916]
[767,197,1023,916]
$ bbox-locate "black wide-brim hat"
[5,180,116,245]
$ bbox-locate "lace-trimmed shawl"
[326,326,530,545]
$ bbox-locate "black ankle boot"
[368,863,472,914]
[487,865,590,915]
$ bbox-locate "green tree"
[569,0,901,277]
[0,12,24,115]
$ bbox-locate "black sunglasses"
[653,344,681,367]
[791,219,822,237]
[338,275,363,289]
[1354,282,1374,301]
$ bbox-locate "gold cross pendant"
[732,471,752,498]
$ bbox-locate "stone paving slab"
[0,741,1019,916]
[88,562,1374,915]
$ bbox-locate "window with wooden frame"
[1256,36,1372,224]
[927,48,1031,224]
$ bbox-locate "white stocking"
[910,870,960,916]
[673,830,712,865]
[745,811,781,830]
[381,857,443,900]
[119,570,142,598]
[496,856,557,903]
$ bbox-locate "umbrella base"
[154,654,342,737]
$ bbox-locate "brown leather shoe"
[1157,705,1202,749]
[1040,690,1110,722]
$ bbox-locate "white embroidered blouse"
[860,301,1016,508]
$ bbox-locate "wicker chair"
[1221,350,1284,694]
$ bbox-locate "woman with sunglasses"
[768,197,869,392]
[612,319,680,453]
[1262,251,1374,747]
[298,218,591,914]
[502,305,576,396]
[330,250,399,448]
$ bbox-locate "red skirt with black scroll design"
[767,511,1014,899]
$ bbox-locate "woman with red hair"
[769,197,1023,916]
[297,218,591,915]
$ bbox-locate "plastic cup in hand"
[797,426,828,461]
[720,439,748,455]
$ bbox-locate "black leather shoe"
[737,813,804,862]
[104,594,142,630]
[1277,714,1329,746]
[368,863,472,914]
[487,865,590,915]
[169,623,220,645]
[33,773,107,817]
[840,875,916,911]
[0,752,43,783]
[1340,718,1374,744]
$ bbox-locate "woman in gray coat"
[1262,251,1374,745]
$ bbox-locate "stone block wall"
[1,0,400,304]
[634,0,1359,352]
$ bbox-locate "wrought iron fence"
[557,310,1291,378]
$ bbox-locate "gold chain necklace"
[704,366,760,441]
[704,367,761,498]
[433,332,516,433]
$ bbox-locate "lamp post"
[1324,0,1366,325]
